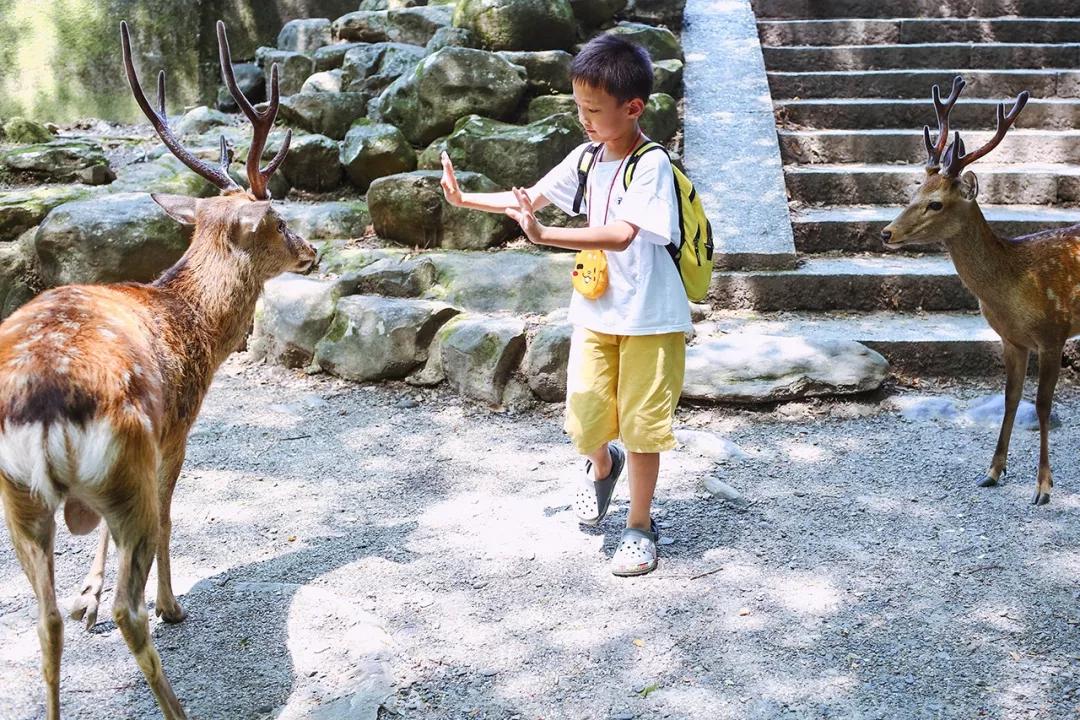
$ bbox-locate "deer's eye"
[928,201,944,211]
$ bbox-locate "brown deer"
[0,20,315,720]
[881,76,1080,507]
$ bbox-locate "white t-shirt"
[534,141,692,336]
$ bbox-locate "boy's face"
[572,80,645,143]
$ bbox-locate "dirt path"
[3,355,1080,719]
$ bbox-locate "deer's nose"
[880,229,893,243]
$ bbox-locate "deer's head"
[881,76,1028,249]
[122,21,316,279]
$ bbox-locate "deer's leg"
[1,478,64,720]
[107,461,188,720]
[155,451,186,623]
[979,339,1028,488]
[70,523,109,629]
[1032,345,1062,506]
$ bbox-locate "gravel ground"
[3,355,1080,720]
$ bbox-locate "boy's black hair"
[570,34,653,105]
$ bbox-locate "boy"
[440,34,689,576]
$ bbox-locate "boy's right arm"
[440,152,550,213]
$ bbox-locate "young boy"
[440,34,689,576]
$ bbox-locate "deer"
[0,20,315,720]
[881,75,1080,507]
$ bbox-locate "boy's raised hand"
[505,186,543,245]
[440,151,463,206]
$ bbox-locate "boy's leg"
[586,443,613,480]
[617,332,686,525]
[626,451,660,530]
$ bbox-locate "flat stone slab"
[277,201,371,241]
[704,310,1002,375]
[682,0,795,270]
[682,333,889,404]
[423,250,573,316]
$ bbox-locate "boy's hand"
[440,152,464,206]
[506,186,544,245]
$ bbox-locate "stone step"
[757,17,1080,46]
[793,204,1080,254]
[779,128,1080,165]
[784,162,1080,205]
[762,43,1080,72]
[751,0,1078,20]
[775,97,1080,130]
[710,254,977,312]
[703,309,1003,374]
[768,69,1080,100]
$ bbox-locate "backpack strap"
[622,141,667,190]
[571,143,602,215]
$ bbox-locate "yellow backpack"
[572,141,714,302]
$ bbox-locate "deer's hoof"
[1032,491,1051,506]
[70,593,100,630]
[976,474,1000,488]
[155,600,188,624]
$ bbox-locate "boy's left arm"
[506,187,639,252]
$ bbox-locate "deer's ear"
[151,193,197,225]
[959,171,979,201]
[237,201,272,236]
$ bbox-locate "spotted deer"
[881,76,1080,507]
[0,21,315,719]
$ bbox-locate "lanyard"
[587,131,644,227]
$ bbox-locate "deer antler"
[924,75,965,168]
[216,20,291,200]
[941,92,1029,177]
[121,21,240,192]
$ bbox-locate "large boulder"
[568,0,626,28]
[453,0,576,51]
[174,106,232,136]
[387,6,455,45]
[314,295,459,381]
[361,0,426,8]
[526,93,576,122]
[313,42,366,72]
[653,59,684,98]
[421,314,527,405]
[0,231,38,320]
[2,117,52,144]
[0,185,99,242]
[277,18,333,53]
[112,155,220,198]
[622,0,687,30]
[606,22,683,62]
[1,140,113,185]
[368,170,518,249]
[522,321,571,402]
[340,120,417,191]
[336,255,437,297]
[216,62,265,111]
[425,26,477,53]
[423,250,570,314]
[682,334,890,404]
[341,43,427,103]
[276,200,370,240]
[33,193,191,288]
[280,134,344,192]
[255,48,315,96]
[279,92,369,140]
[641,93,678,143]
[442,113,583,188]
[496,50,572,95]
[333,11,391,42]
[301,69,344,93]
[250,274,340,368]
[372,47,527,145]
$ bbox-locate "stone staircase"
[718,0,1080,374]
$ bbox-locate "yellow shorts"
[564,327,686,455]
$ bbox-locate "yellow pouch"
[572,249,608,299]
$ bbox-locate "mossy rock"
[2,117,52,145]
[641,92,678,143]
[453,0,576,51]
[340,120,417,191]
[606,22,683,62]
